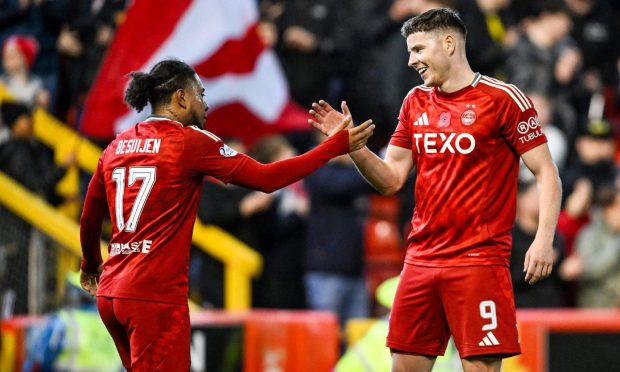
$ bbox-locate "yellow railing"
[33,108,101,173]
[0,171,107,256]
[0,84,262,310]
[192,222,262,310]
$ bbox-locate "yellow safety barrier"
[0,171,107,256]
[0,84,263,310]
[32,108,101,174]
[192,222,262,310]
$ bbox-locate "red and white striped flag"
[80,0,310,144]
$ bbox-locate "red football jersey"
[390,74,547,267]
[88,117,252,304]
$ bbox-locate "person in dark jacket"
[510,179,565,308]
[304,151,374,327]
[0,102,70,199]
[249,134,309,309]
[274,0,357,107]
[458,0,515,77]
[0,101,71,315]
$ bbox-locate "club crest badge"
[439,112,451,127]
[461,109,476,126]
[219,144,238,157]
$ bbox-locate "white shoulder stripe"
[188,126,221,142]
[479,78,530,112]
[482,77,530,108]
[498,81,531,109]
[481,77,531,110]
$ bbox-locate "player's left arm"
[80,192,106,296]
[521,144,562,285]
[79,156,107,296]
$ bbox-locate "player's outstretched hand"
[524,240,554,285]
[309,100,374,151]
[309,100,355,136]
[348,119,374,152]
[80,268,101,296]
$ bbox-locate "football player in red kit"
[79,59,374,371]
[309,8,561,372]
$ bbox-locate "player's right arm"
[347,145,413,195]
[310,100,414,195]
[183,117,374,193]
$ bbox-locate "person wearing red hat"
[1,35,50,109]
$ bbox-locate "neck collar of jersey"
[145,115,184,127]
[471,72,482,87]
[434,72,481,98]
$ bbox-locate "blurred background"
[0,0,619,371]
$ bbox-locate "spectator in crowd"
[257,0,284,47]
[558,178,593,255]
[565,0,620,122]
[0,102,71,201]
[1,35,50,108]
[0,102,71,315]
[505,1,581,136]
[511,180,565,308]
[274,0,357,107]
[505,2,578,93]
[557,178,593,306]
[248,134,309,309]
[0,0,34,28]
[0,0,67,112]
[560,185,620,308]
[56,0,125,124]
[458,0,516,77]
[562,117,616,201]
[304,148,373,328]
[557,178,593,254]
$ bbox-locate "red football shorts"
[97,296,190,371]
[387,263,520,358]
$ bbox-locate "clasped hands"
[309,100,373,152]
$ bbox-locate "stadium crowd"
[0,0,619,328]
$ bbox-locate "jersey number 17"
[111,166,156,233]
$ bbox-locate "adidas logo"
[413,112,430,126]
[478,331,500,346]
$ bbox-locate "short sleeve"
[389,93,413,151]
[499,91,547,156]
[181,126,249,183]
